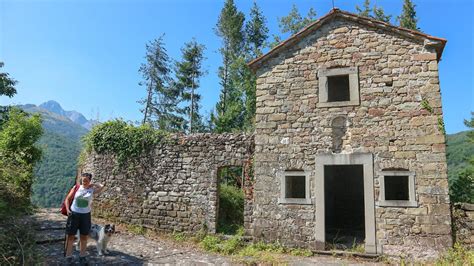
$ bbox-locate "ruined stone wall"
[252,17,451,260]
[453,203,474,249]
[82,133,254,234]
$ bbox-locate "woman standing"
[64,172,104,265]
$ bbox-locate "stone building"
[248,8,451,259]
[83,8,454,261]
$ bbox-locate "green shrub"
[436,243,474,265]
[83,119,169,167]
[200,235,221,252]
[221,228,244,255]
[0,220,42,265]
[217,184,244,234]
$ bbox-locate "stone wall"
[82,133,254,234]
[252,16,451,260]
[453,203,474,249]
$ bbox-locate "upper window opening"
[328,75,350,102]
[317,66,359,108]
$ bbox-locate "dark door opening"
[324,165,365,250]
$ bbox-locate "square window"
[384,175,409,200]
[378,171,417,207]
[285,175,306,198]
[279,171,311,204]
[317,67,360,108]
[328,75,350,102]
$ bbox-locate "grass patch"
[127,224,146,235]
[435,243,474,265]
[172,231,187,242]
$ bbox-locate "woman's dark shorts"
[66,212,91,235]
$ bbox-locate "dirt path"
[30,208,382,265]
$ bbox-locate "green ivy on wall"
[83,120,171,168]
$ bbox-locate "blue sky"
[0,0,472,134]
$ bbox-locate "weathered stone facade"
[453,203,474,249]
[82,134,253,234]
[249,9,451,260]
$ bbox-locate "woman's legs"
[79,234,88,256]
[65,235,76,257]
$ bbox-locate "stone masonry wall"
[453,203,474,249]
[252,17,451,260]
[82,133,254,234]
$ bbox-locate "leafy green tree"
[356,0,372,17]
[175,39,207,133]
[0,108,43,215]
[0,62,17,98]
[398,0,419,30]
[213,0,246,132]
[0,62,18,122]
[139,35,184,131]
[449,113,474,203]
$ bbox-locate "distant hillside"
[446,130,474,180]
[20,103,89,207]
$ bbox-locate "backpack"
[60,184,80,216]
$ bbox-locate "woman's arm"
[64,187,76,215]
[92,183,104,194]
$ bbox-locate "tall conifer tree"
[398,0,419,30]
[213,0,246,132]
[243,1,268,130]
[138,35,184,131]
[175,39,206,133]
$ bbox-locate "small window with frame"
[317,67,360,107]
[279,170,311,204]
[378,170,417,207]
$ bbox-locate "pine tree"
[356,0,372,17]
[175,39,206,133]
[278,4,317,35]
[269,5,316,48]
[138,35,184,131]
[373,5,392,23]
[213,0,246,132]
[398,0,419,30]
[245,1,268,58]
[243,1,269,131]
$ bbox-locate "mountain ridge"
[38,100,97,130]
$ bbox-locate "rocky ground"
[30,208,383,265]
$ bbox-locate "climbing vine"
[420,98,446,135]
[83,120,171,167]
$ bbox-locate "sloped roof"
[248,8,447,71]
